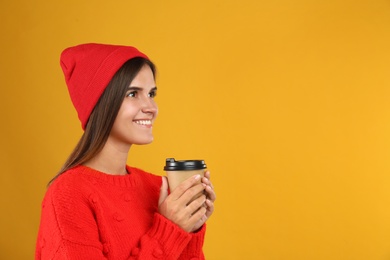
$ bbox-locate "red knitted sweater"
[35,165,206,259]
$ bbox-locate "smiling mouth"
[134,120,152,126]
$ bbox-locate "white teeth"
[134,120,152,125]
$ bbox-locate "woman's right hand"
[158,175,207,233]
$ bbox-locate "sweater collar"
[73,165,139,187]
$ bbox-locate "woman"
[35,43,216,259]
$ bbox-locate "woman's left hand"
[191,170,216,232]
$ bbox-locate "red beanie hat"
[60,43,149,130]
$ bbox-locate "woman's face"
[108,64,158,148]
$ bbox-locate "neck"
[83,139,131,175]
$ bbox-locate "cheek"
[155,104,159,116]
[111,106,134,129]
[152,100,159,113]
[117,102,139,118]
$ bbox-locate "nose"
[141,96,158,115]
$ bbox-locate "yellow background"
[1,0,390,259]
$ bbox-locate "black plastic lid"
[164,158,207,171]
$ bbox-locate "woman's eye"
[126,91,137,98]
[149,91,157,98]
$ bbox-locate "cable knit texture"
[35,165,206,260]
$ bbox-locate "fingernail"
[194,174,201,180]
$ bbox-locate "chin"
[133,137,154,145]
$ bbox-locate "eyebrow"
[127,86,157,91]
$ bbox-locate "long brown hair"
[49,57,156,185]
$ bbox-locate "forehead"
[130,65,155,86]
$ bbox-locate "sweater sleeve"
[36,180,110,260]
[35,175,205,259]
[124,214,206,260]
[178,224,206,260]
[36,197,201,259]
[131,213,194,260]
